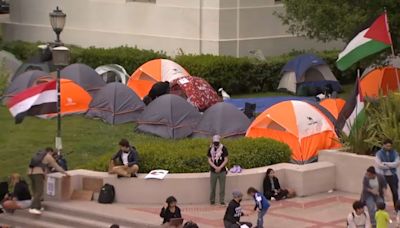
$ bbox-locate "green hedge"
[1,40,355,94]
[82,137,291,173]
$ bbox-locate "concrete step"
[0,213,72,228]
[13,209,115,228]
[44,201,159,228]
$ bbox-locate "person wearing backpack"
[28,147,69,215]
[347,200,371,228]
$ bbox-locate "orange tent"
[360,67,400,98]
[127,59,190,98]
[319,98,346,119]
[246,100,339,163]
[35,79,92,117]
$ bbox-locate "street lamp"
[52,46,70,151]
[49,6,66,45]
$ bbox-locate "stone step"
[13,209,116,228]
[44,201,159,228]
[0,213,72,228]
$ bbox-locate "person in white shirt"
[347,200,371,228]
[109,139,140,178]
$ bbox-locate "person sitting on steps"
[1,173,32,213]
[160,196,182,227]
[109,139,140,178]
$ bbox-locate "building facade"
[3,0,343,57]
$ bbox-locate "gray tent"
[86,82,145,124]
[0,50,22,82]
[61,63,106,95]
[95,64,130,84]
[192,102,251,138]
[137,94,201,139]
[4,70,49,100]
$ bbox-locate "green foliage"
[341,93,400,154]
[83,137,292,173]
[278,0,400,49]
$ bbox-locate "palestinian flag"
[336,13,392,71]
[7,80,57,124]
[335,78,365,136]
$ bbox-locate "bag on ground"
[98,183,115,204]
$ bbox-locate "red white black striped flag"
[7,80,57,124]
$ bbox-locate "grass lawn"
[0,83,354,179]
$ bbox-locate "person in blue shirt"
[247,187,270,228]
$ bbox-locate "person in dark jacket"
[148,81,170,100]
[360,166,387,226]
[160,196,182,226]
[263,168,295,200]
[223,190,252,228]
[109,139,140,178]
[1,173,32,211]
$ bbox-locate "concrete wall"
[46,162,335,204]
[3,0,343,57]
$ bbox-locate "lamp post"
[50,7,68,151]
[49,6,66,46]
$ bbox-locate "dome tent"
[192,102,250,138]
[137,94,201,139]
[86,82,145,124]
[95,64,130,84]
[4,70,49,101]
[278,54,342,96]
[61,63,106,95]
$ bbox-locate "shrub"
[82,137,291,173]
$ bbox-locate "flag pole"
[384,9,400,91]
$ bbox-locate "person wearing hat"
[223,190,252,228]
[207,135,229,205]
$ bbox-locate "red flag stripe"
[364,13,392,45]
[7,80,57,108]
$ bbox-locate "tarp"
[61,63,106,95]
[170,76,220,111]
[127,59,189,98]
[86,82,145,124]
[246,100,339,164]
[137,94,201,139]
[192,102,250,138]
[224,96,315,113]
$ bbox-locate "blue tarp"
[281,54,326,81]
[224,96,315,113]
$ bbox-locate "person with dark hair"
[28,147,69,215]
[375,202,390,228]
[207,135,229,205]
[109,224,119,228]
[148,81,170,100]
[223,190,252,228]
[361,166,387,226]
[263,168,295,201]
[160,196,182,226]
[375,138,399,211]
[346,200,371,228]
[1,173,32,212]
[247,187,269,228]
[142,95,153,105]
[183,221,198,228]
[109,139,140,178]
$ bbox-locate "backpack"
[29,150,48,170]
[98,183,115,204]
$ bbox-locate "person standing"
[207,135,228,205]
[375,139,400,210]
[375,202,390,228]
[361,166,387,226]
[28,147,69,215]
[346,200,371,228]
[109,139,140,178]
[223,190,252,228]
[247,187,270,228]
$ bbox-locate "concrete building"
[3,0,343,57]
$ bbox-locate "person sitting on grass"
[223,190,252,228]
[346,200,371,228]
[109,139,140,178]
[263,168,295,201]
[160,196,182,227]
[1,173,32,213]
[375,202,390,228]
[247,187,270,228]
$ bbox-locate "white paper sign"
[178,78,190,85]
[47,177,56,196]
[145,169,169,180]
